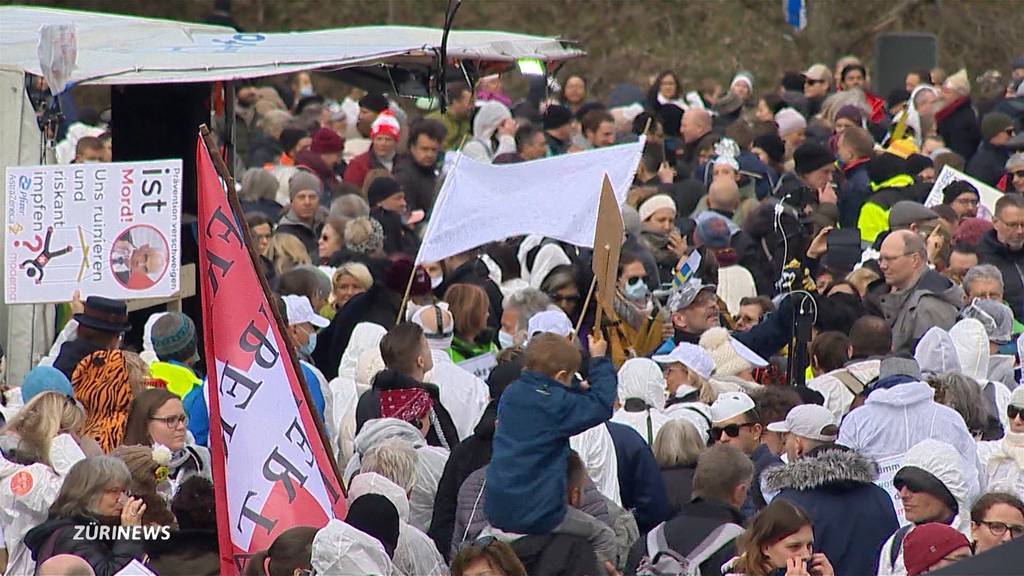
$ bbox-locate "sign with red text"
[4,160,181,303]
[196,136,345,575]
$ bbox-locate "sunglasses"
[1009,405,1024,420]
[1012,170,1024,179]
[804,78,826,85]
[625,276,646,286]
[711,422,755,439]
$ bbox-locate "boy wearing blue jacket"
[484,331,617,553]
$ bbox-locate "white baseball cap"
[710,391,756,423]
[282,294,330,328]
[731,336,768,368]
[527,309,574,339]
[767,404,838,442]
[652,342,715,380]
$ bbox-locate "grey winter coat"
[451,464,611,558]
[877,269,963,355]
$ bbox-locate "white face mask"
[498,330,516,350]
[430,274,444,289]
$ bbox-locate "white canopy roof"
[0,6,583,86]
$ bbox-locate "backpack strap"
[685,523,745,568]
[832,369,865,396]
[889,524,913,569]
[645,521,670,559]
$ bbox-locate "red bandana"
[380,388,433,423]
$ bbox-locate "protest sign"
[874,453,909,527]
[196,133,344,575]
[4,160,181,304]
[457,352,498,381]
[924,164,1001,216]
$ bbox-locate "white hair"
[360,437,418,493]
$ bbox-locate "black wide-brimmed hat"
[74,296,131,333]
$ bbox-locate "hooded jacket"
[311,518,396,575]
[453,464,612,559]
[914,327,962,377]
[977,228,1024,320]
[462,101,516,163]
[328,323,387,464]
[23,514,148,576]
[838,381,983,501]
[276,206,327,262]
[606,421,673,533]
[807,359,880,422]
[977,430,1024,499]
[877,439,972,576]
[762,446,898,576]
[344,418,449,533]
[856,175,923,245]
[876,268,963,355]
[428,348,490,441]
[348,473,446,576]
[0,434,85,576]
[571,421,622,506]
[485,358,617,534]
[611,359,672,444]
[949,318,1014,430]
[936,96,982,162]
[355,369,460,451]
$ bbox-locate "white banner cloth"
[416,139,644,264]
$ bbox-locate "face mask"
[300,331,317,357]
[498,330,516,350]
[298,86,314,97]
[430,274,443,289]
[623,277,649,301]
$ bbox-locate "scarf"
[993,431,1024,469]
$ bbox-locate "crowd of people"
[2,50,1024,576]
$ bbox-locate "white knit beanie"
[699,327,752,377]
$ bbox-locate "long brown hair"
[1,392,84,467]
[122,388,179,446]
[445,283,489,341]
[734,500,813,576]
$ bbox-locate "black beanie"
[367,176,403,207]
[543,104,573,130]
[754,134,786,165]
[345,494,400,558]
[905,153,933,177]
[359,93,389,113]
[868,153,909,185]
[793,142,835,175]
[942,180,979,205]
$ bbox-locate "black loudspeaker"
[873,32,938,98]
[110,83,210,350]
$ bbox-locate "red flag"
[195,134,346,574]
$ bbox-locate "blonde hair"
[653,419,705,468]
[2,392,84,467]
[267,233,312,276]
[845,267,880,297]
[121,351,150,396]
[333,262,373,292]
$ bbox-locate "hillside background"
[12,0,1024,97]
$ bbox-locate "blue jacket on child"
[484,357,617,534]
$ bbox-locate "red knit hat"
[310,128,343,154]
[903,523,971,576]
[371,110,401,140]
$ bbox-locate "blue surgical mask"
[623,277,649,301]
[300,331,317,357]
[498,330,515,350]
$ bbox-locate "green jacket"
[447,336,498,364]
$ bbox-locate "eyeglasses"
[151,414,189,428]
[978,520,1024,539]
[1009,405,1024,420]
[711,422,755,439]
[1011,171,1024,179]
[804,78,826,86]
[878,252,916,264]
[997,219,1024,231]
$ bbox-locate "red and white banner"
[196,135,346,574]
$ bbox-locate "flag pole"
[574,251,602,336]
[198,125,346,491]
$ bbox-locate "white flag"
[416,139,645,264]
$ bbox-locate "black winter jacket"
[355,369,460,450]
[25,515,148,576]
[625,498,744,576]
[977,229,1024,320]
